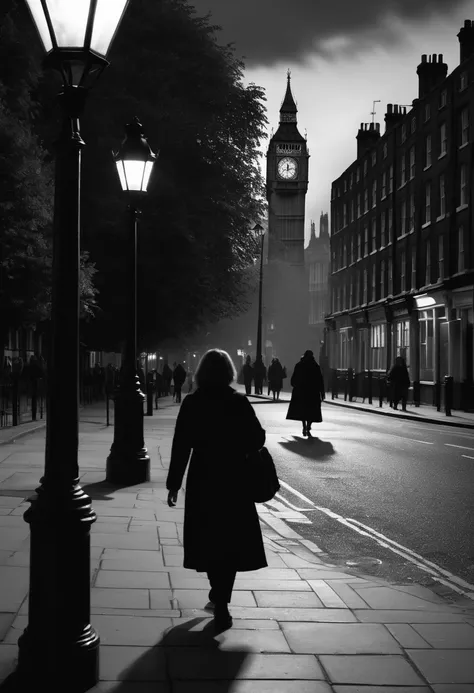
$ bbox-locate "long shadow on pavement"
[81,480,132,501]
[279,435,335,461]
[106,616,251,692]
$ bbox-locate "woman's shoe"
[214,604,233,632]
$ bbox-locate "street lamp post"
[17,2,130,690]
[253,222,265,393]
[106,117,156,485]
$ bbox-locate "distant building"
[324,20,474,410]
[264,72,310,368]
[305,214,330,359]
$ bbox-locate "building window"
[382,171,387,198]
[400,155,406,186]
[380,259,385,297]
[439,88,447,108]
[350,199,355,222]
[460,164,468,206]
[349,172,353,188]
[364,225,369,255]
[372,150,376,166]
[419,310,434,379]
[409,146,415,179]
[343,179,347,193]
[357,193,361,218]
[363,159,368,177]
[438,235,444,280]
[370,324,386,370]
[381,211,386,246]
[425,239,431,285]
[411,116,416,134]
[424,182,431,224]
[400,199,407,236]
[364,188,369,213]
[409,193,415,231]
[458,226,465,272]
[389,164,394,193]
[460,71,468,91]
[439,122,447,157]
[395,319,410,366]
[388,206,393,241]
[371,217,377,251]
[350,236,355,264]
[401,123,407,143]
[400,250,406,292]
[383,142,388,159]
[388,259,393,294]
[425,134,432,168]
[424,103,430,122]
[356,166,360,182]
[338,329,351,369]
[357,232,361,260]
[461,107,469,146]
[342,285,347,310]
[356,272,360,305]
[439,174,446,217]
[372,180,377,208]
[371,264,376,301]
[343,202,348,227]
[363,269,368,303]
[411,247,416,289]
[349,281,353,307]
[343,240,347,267]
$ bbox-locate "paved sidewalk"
[240,386,474,429]
[1,397,474,691]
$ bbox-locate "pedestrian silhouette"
[286,349,325,436]
[388,356,410,411]
[268,357,285,401]
[166,348,267,632]
[242,354,253,395]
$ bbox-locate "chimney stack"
[356,122,380,159]
[458,19,474,63]
[416,53,448,98]
[384,104,406,134]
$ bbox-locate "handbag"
[247,446,280,503]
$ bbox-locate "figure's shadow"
[110,617,251,692]
[80,480,131,500]
[279,436,335,461]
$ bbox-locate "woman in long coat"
[286,350,325,436]
[166,348,267,632]
[268,358,284,401]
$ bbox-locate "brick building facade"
[324,20,474,409]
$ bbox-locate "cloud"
[190,0,469,65]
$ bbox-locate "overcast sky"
[191,0,472,244]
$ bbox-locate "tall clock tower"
[264,73,310,370]
[266,72,309,264]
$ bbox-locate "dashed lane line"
[445,443,474,451]
[462,454,474,460]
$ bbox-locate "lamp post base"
[106,376,150,485]
[16,483,99,693]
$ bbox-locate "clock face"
[277,156,298,180]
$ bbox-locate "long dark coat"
[166,386,267,572]
[388,363,410,401]
[268,361,284,392]
[286,357,325,423]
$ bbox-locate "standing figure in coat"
[268,358,284,401]
[286,350,325,436]
[388,356,410,411]
[242,355,254,395]
[253,356,266,395]
[166,349,267,632]
[172,361,187,403]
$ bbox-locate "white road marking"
[404,439,434,444]
[462,454,474,460]
[278,479,316,506]
[275,492,314,512]
[445,443,474,451]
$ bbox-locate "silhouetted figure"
[388,356,410,411]
[166,348,267,632]
[286,350,325,436]
[162,362,172,396]
[172,362,187,403]
[242,355,253,395]
[268,358,285,401]
[253,357,266,395]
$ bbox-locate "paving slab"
[91,533,160,550]
[91,588,150,609]
[91,614,173,646]
[431,686,474,692]
[232,578,312,591]
[354,609,469,623]
[88,682,170,692]
[386,623,432,648]
[170,590,256,609]
[352,585,455,611]
[407,649,474,684]
[411,622,474,648]
[0,566,29,612]
[0,643,18,681]
[253,590,323,608]
[308,580,349,608]
[0,614,15,640]
[100,645,167,681]
[100,556,165,571]
[333,688,430,693]
[281,622,402,654]
[171,618,280,630]
[194,606,358,622]
[166,650,324,679]
[326,581,371,609]
[174,683,330,693]
[320,654,426,685]
[96,570,169,589]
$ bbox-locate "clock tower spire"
[280,69,298,123]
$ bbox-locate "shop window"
[395,319,410,367]
[419,310,434,380]
[338,329,351,369]
[370,323,386,370]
